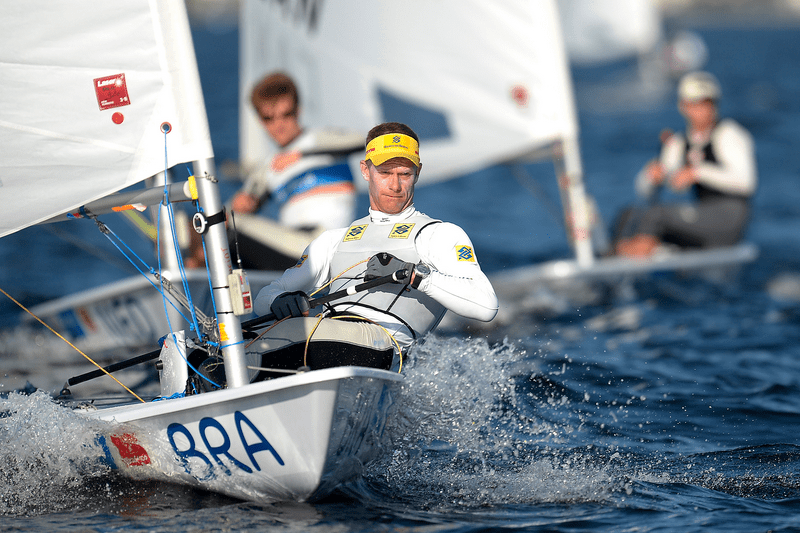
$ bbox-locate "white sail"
[557,0,663,65]
[239,0,578,185]
[0,0,213,238]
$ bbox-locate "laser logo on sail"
[94,73,131,111]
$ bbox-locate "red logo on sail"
[94,73,131,111]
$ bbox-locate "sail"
[0,0,213,238]
[239,0,578,185]
[557,0,663,65]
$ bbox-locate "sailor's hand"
[270,291,310,319]
[645,160,665,186]
[364,253,414,283]
[231,192,259,214]
[671,167,696,191]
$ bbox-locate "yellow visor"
[365,134,420,167]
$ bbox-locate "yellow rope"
[0,287,145,403]
[303,315,327,367]
[256,259,404,373]
[309,259,369,298]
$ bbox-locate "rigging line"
[303,315,326,367]
[196,203,221,346]
[245,317,288,348]
[510,163,566,229]
[91,216,190,323]
[182,171,221,344]
[89,214,152,274]
[201,239,220,343]
[164,171,205,338]
[168,199,204,337]
[155,186,201,337]
[154,140,219,390]
[309,259,369,298]
[0,286,145,403]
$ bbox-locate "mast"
[554,137,594,267]
[192,157,250,388]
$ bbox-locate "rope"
[152,134,219,390]
[267,259,405,372]
[309,259,369,298]
[87,214,191,324]
[0,286,145,403]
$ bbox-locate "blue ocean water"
[3,15,800,533]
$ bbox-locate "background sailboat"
[239,0,756,321]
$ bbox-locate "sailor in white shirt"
[249,122,498,376]
[615,71,757,257]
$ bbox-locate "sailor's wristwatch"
[411,263,431,289]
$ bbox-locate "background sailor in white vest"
[614,71,758,257]
[250,122,498,375]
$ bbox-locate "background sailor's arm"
[252,229,342,315]
[692,122,757,196]
[414,223,498,322]
[635,136,684,199]
[231,163,273,213]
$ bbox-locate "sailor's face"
[361,158,420,214]
[680,98,717,130]
[256,95,302,148]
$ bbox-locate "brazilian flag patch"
[292,254,307,268]
[343,224,368,242]
[389,223,415,239]
[456,245,475,262]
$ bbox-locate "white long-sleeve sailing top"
[253,206,499,346]
[636,118,757,199]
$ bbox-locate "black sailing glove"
[364,253,414,283]
[270,291,310,319]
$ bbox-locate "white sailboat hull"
[437,243,758,328]
[494,242,758,286]
[80,367,402,502]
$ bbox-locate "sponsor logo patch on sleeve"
[456,245,475,262]
[389,223,415,239]
[343,224,368,241]
[292,254,308,268]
